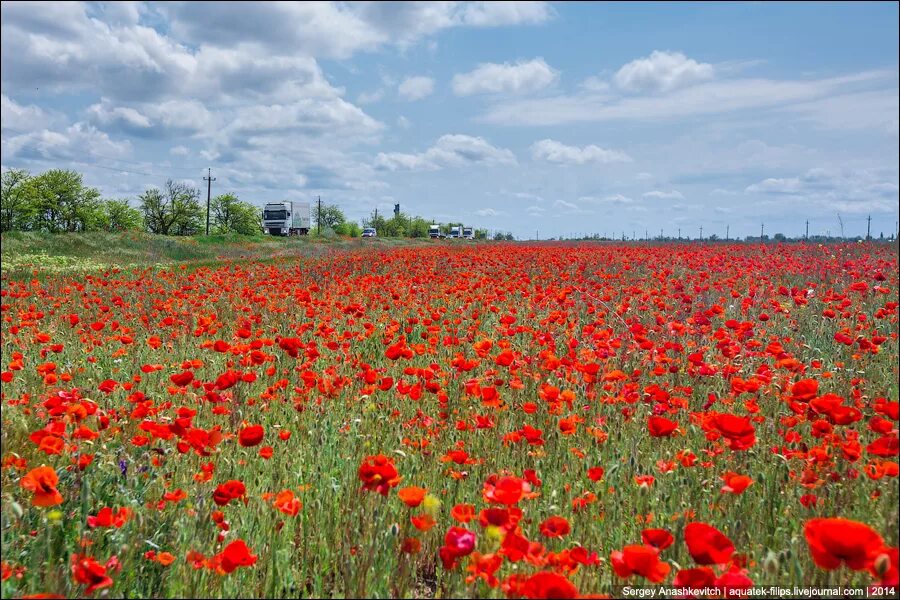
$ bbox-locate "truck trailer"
[262,201,310,236]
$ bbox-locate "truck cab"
[429,224,440,238]
[463,227,474,239]
[449,226,461,239]
[262,201,310,236]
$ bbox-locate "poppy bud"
[874,553,890,577]
[763,551,779,575]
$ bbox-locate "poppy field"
[1,241,898,599]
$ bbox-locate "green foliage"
[139,180,203,236]
[1,169,37,232]
[101,199,144,232]
[211,193,260,235]
[313,203,346,232]
[474,228,488,240]
[334,221,361,237]
[29,169,103,233]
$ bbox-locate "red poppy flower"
[358,454,401,495]
[521,571,579,599]
[684,522,735,565]
[804,518,884,571]
[219,540,257,574]
[641,528,674,550]
[20,466,63,507]
[238,425,264,447]
[610,544,671,583]
[539,516,571,539]
[71,554,113,593]
[397,486,426,508]
[648,416,678,437]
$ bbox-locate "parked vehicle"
[262,201,310,236]
[463,226,474,239]
[429,224,441,239]
[449,226,462,239]
[362,227,377,238]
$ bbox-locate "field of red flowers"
[1,242,898,599]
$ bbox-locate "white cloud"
[375,134,516,171]
[476,208,501,217]
[2,122,131,163]
[525,205,545,215]
[481,69,895,127]
[745,167,898,214]
[452,58,558,96]
[530,139,632,165]
[553,199,580,211]
[398,76,435,101]
[458,2,554,27]
[1,94,62,132]
[357,89,385,104]
[643,190,684,200]
[614,50,714,93]
[170,145,189,156]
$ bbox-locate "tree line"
[1,168,502,239]
[1,169,260,235]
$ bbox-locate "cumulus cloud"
[1,94,62,132]
[452,58,558,96]
[745,167,898,214]
[375,134,516,171]
[398,76,435,101]
[643,190,685,200]
[476,208,501,217]
[614,50,714,93]
[530,139,632,165]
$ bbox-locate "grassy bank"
[0,230,433,275]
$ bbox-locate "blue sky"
[2,1,897,239]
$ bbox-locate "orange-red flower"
[397,486,426,508]
[20,466,63,507]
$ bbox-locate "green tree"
[0,169,37,232]
[407,216,430,238]
[102,199,143,232]
[313,203,346,232]
[30,169,102,232]
[474,228,488,240]
[211,193,259,235]
[334,221,361,237]
[140,180,202,236]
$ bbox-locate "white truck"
[463,226,474,239]
[262,201,310,236]
[449,225,462,239]
[428,224,441,239]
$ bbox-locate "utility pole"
[317,196,322,235]
[699,225,703,241]
[866,214,871,240]
[203,168,215,236]
[805,219,809,241]
[726,225,729,241]
[677,227,681,240]
[760,222,764,240]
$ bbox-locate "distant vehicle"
[463,226,474,239]
[428,224,440,239]
[449,226,462,239]
[262,201,310,236]
[362,227,377,238]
